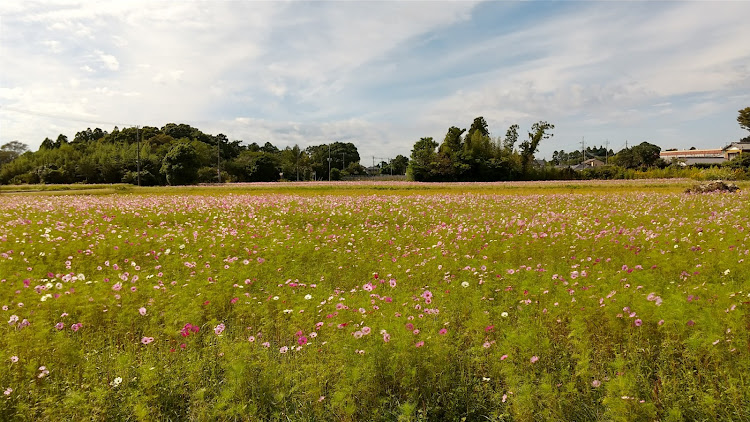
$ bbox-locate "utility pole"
[342,152,345,171]
[580,136,585,164]
[136,126,141,187]
[217,136,221,183]
[328,144,332,181]
[605,139,609,164]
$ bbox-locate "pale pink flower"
[141,336,154,345]
[138,307,147,316]
[592,380,601,388]
[279,346,288,354]
[530,355,539,363]
[10,356,18,363]
[214,323,225,335]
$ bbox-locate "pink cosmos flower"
[483,342,491,348]
[141,336,154,345]
[383,333,391,343]
[415,341,424,348]
[439,328,448,335]
[530,356,539,364]
[298,336,308,346]
[389,279,397,288]
[55,322,64,330]
[248,336,255,342]
[214,323,225,335]
[279,346,288,354]
[592,380,601,388]
[500,354,508,361]
[10,356,18,363]
[361,326,371,335]
[634,319,643,327]
[138,307,147,316]
[71,323,82,332]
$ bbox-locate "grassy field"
[5,178,746,196]
[1,181,749,421]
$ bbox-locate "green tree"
[613,142,661,169]
[390,155,409,175]
[0,141,29,165]
[738,107,750,132]
[407,137,438,181]
[503,124,520,153]
[465,116,489,144]
[160,143,201,185]
[519,121,554,174]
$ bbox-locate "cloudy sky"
[1,1,749,161]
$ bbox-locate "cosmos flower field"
[1,185,749,421]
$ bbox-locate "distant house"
[723,140,750,161]
[660,148,725,166]
[581,158,605,168]
[567,158,605,171]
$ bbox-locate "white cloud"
[97,51,119,71]
[1,0,748,158]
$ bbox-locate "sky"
[1,1,749,162]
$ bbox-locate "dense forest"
[0,123,408,185]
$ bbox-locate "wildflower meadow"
[1,183,749,421]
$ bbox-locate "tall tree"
[503,124,519,153]
[407,137,438,181]
[465,116,489,144]
[439,126,465,156]
[519,121,554,173]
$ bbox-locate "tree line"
[0,123,409,185]
[2,107,748,185]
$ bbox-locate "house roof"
[660,149,722,157]
[722,141,750,152]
